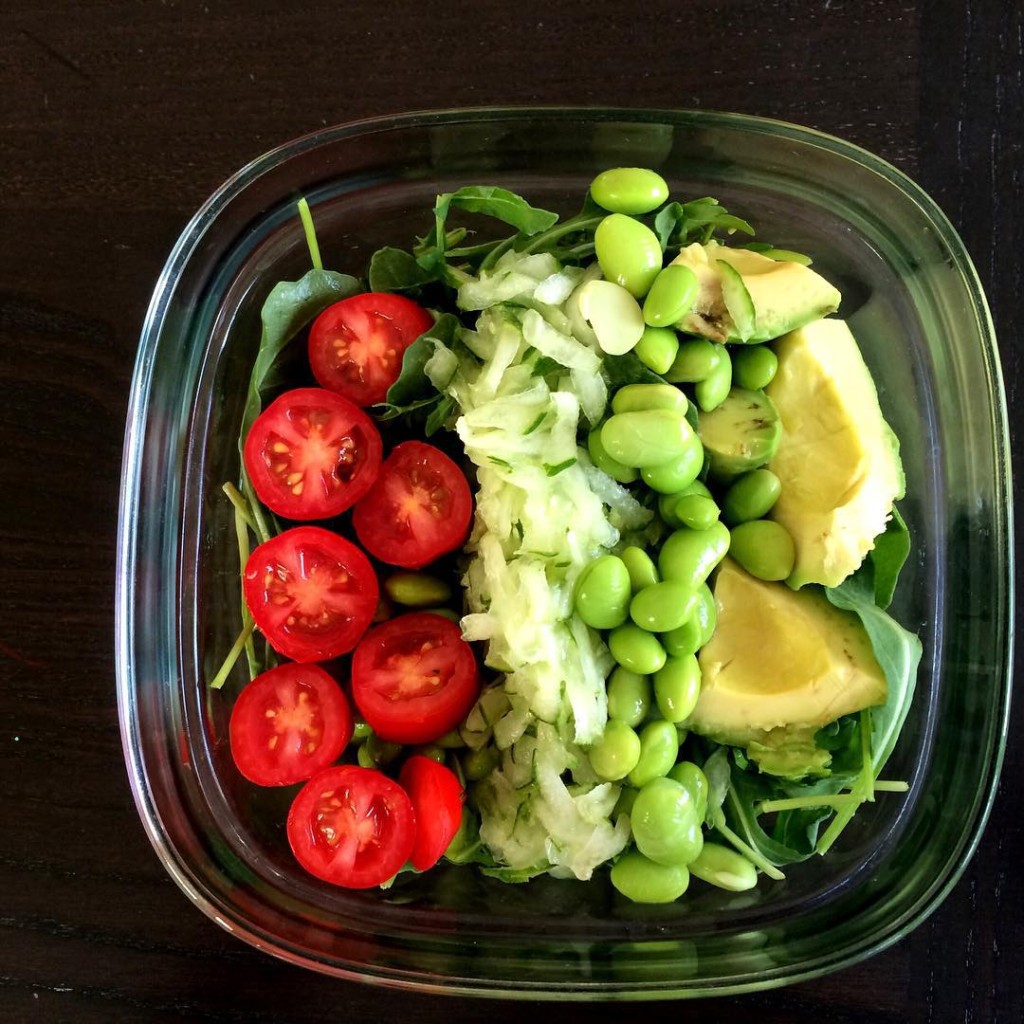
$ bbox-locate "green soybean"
[601,409,694,468]
[672,493,721,531]
[591,167,669,215]
[423,607,461,623]
[630,777,704,866]
[653,655,702,723]
[608,623,667,675]
[642,264,699,327]
[462,745,499,781]
[351,720,372,742]
[661,583,717,657]
[630,581,697,633]
[728,520,796,581]
[613,785,639,819]
[639,432,705,493]
[667,761,710,822]
[588,425,640,483]
[620,546,660,593]
[665,338,722,383]
[695,344,733,411]
[589,719,642,781]
[634,325,679,375]
[628,719,679,787]
[384,571,452,607]
[594,214,663,298]
[606,667,652,727]
[722,469,782,525]
[732,345,779,390]
[366,732,402,766]
[612,383,687,416]
[611,851,690,903]
[688,842,758,892]
[658,521,731,590]
[574,555,632,629]
[414,744,447,764]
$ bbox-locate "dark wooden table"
[2,2,1020,1020]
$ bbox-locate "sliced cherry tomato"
[398,755,465,871]
[308,293,434,407]
[352,441,473,569]
[287,764,416,888]
[243,387,382,521]
[229,663,352,786]
[243,526,379,662]
[351,612,479,744]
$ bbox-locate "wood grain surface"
[1,1,1020,1021]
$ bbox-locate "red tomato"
[229,663,353,786]
[287,764,416,888]
[351,612,479,744]
[243,526,379,662]
[352,441,473,569]
[398,755,465,871]
[243,387,382,521]
[308,293,434,407]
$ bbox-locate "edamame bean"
[423,606,461,623]
[659,479,712,528]
[667,761,709,822]
[620,546,660,592]
[601,410,694,469]
[658,521,731,590]
[578,279,646,355]
[695,344,732,412]
[721,469,782,525]
[613,785,638,819]
[661,583,717,657]
[610,851,690,903]
[728,520,796,581]
[608,623,667,675]
[628,719,679,787]
[639,432,704,493]
[606,667,652,727]
[462,746,499,780]
[611,383,688,415]
[588,720,643,781]
[672,493,721,531]
[653,655,702,723]
[642,264,699,327]
[414,744,447,764]
[688,842,758,892]
[630,581,697,633]
[594,214,663,298]
[665,338,722,383]
[366,732,402,766]
[630,777,704,866]
[574,555,632,629]
[436,728,467,749]
[588,425,639,483]
[384,571,452,607]
[732,345,779,391]
[590,167,669,215]
[634,326,679,375]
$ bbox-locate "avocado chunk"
[669,241,841,343]
[697,386,781,479]
[689,558,887,776]
[766,318,905,589]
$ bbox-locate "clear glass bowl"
[115,108,1013,998]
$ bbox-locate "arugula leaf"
[379,312,461,413]
[424,394,456,436]
[868,505,912,609]
[368,246,439,292]
[601,351,667,391]
[655,197,755,250]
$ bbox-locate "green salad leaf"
[867,505,912,609]
[655,197,755,251]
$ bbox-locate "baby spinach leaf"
[868,505,911,609]
[380,312,461,413]
[368,246,439,292]
[601,351,667,391]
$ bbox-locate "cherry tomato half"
[243,526,379,662]
[352,441,473,569]
[351,612,480,745]
[398,755,465,871]
[287,764,416,888]
[243,387,382,521]
[229,663,353,786]
[308,292,434,407]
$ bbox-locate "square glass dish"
[116,109,1013,998]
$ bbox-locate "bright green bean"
[594,214,663,298]
[601,409,695,468]
[613,785,638,819]
[672,493,721,531]
[590,167,669,215]
[574,555,632,629]
[639,432,705,493]
[462,745,499,781]
[664,338,721,383]
[661,583,717,657]
[658,522,731,590]
[694,344,732,411]
[606,667,652,727]
[589,719,643,781]
[634,326,679,375]
[642,264,699,327]
[630,777,704,866]
[628,719,679,787]
[608,623,668,675]
[611,383,687,416]
[620,546,660,593]
[630,581,697,633]
[414,744,447,764]
[610,851,690,903]
[653,655,702,723]
[384,571,452,607]
[667,761,709,822]
[660,480,713,526]
[424,606,461,623]
[688,842,758,891]
[722,469,782,525]
[728,520,796,581]
[732,345,779,391]
[588,425,640,483]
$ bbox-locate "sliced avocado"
[698,386,781,479]
[689,558,887,775]
[670,241,841,343]
[766,318,905,589]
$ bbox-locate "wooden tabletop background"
[1,1,1021,1021]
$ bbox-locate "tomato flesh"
[243,525,379,662]
[243,387,382,521]
[287,764,416,888]
[309,293,434,407]
[351,612,479,744]
[352,441,473,569]
[229,663,352,786]
[398,755,465,871]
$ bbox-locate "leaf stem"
[712,809,786,880]
[222,481,257,533]
[297,197,323,271]
[209,618,257,690]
